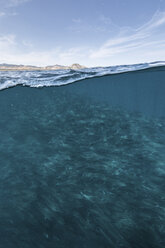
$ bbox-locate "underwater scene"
[0,64,165,248]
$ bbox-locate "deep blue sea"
[0,62,165,248]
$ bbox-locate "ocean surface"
[0,62,165,248]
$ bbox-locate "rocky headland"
[0,63,86,71]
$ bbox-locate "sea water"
[0,63,165,248]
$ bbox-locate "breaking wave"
[0,61,165,90]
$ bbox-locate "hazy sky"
[0,0,165,66]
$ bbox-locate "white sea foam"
[0,61,165,90]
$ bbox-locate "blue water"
[0,63,165,248]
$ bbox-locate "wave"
[0,61,165,91]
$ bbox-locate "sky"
[0,0,165,67]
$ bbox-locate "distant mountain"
[0,63,86,71]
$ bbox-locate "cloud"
[22,40,33,48]
[0,12,6,17]
[89,11,165,61]
[0,35,54,65]
[0,34,87,66]
[8,0,30,7]
[99,15,113,25]
[0,0,31,8]
[137,10,165,31]
[59,47,87,60]
[0,0,27,18]
[69,14,117,34]
[0,11,18,17]
[0,11,165,67]
[72,18,82,24]
[0,34,16,47]
[0,0,30,17]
